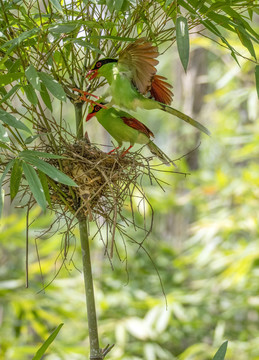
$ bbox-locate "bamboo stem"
[75,102,102,359]
[78,214,103,360]
[75,102,84,140]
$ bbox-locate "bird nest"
[45,140,169,256]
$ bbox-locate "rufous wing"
[150,75,174,105]
[121,116,154,138]
[119,38,159,95]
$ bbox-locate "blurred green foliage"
[0,0,259,359]
[1,31,259,359]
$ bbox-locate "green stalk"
[75,103,102,359]
[78,215,102,359]
[75,102,84,140]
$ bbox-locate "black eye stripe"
[93,58,118,69]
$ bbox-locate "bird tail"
[142,98,210,136]
[159,102,210,136]
[147,141,175,167]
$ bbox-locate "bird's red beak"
[86,69,98,81]
[86,112,96,122]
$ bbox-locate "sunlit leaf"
[1,28,40,49]
[49,24,78,34]
[114,0,124,11]
[0,109,31,134]
[0,159,15,216]
[69,39,105,55]
[90,34,136,42]
[32,323,64,360]
[176,16,189,72]
[10,159,23,201]
[212,341,228,360]
[0,72,23,86]
[235,23,256,60]
[38,72,66,102]
[0,122,9,142]
[25,65,41,91]
[200,18,240,66]
[4,58,19,71]
[24,135,41,144]
[106,0,115,12]
[21,156,78,187]
[23,84,38,105]
[0,141,10,149]
[49,0,63,14]
[0,84,20,105]
[19,150,64,159]
[40,83,53,111]
[38,170,52,208]
[22,162,46,211]
[222,6,259,41]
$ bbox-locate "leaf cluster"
[0,0,258,215]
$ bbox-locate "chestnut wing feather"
[119,38,159,95]
[150,75,174,105]
[121,117,154,138]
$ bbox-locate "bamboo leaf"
[21,156,77,187]
[0,84,20,105]
[0,109,31,134]
[90,34,136,42]
[24,135,41,144]
[0,122,9,142]
[176,16,189,72]
[0,72,23,86]
[114,0,124,11]
[25,65,41,91]
[23,84,38,105]
[200,19,240,66]
[10,159,23,201]
[22,162,47,211]
[38,170,52,208]
[4,58,22,73]
[40,83,53,111]
[68,39,105,55]
[49,24,79,34]
[0,141,11,149]
[1,28,40,49]
[255,65,259,99]
[19,150,65,159]
[0,159,15,216]
[32,323,64,360]
[38,72,66,102]
[235,24,256,59]
[222,6,259,41]
[106,0,115,12]
[49,0,63,14]
[206,12,234,32]
[212,341,228,360]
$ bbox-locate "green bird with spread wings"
[86,38,210,136]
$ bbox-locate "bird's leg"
[121,145,133,157]
[72,88,107,108]
[108,146,121,155]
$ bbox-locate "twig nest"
[52,141,146,219]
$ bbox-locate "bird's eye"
[96,62,102,68]
[95,105,101,111]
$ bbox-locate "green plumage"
[90,106,173,166]
[93,62,210,136]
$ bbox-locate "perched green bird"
[86,104,174,166]
[87,38,210,136]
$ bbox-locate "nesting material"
[52,141,151,221]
